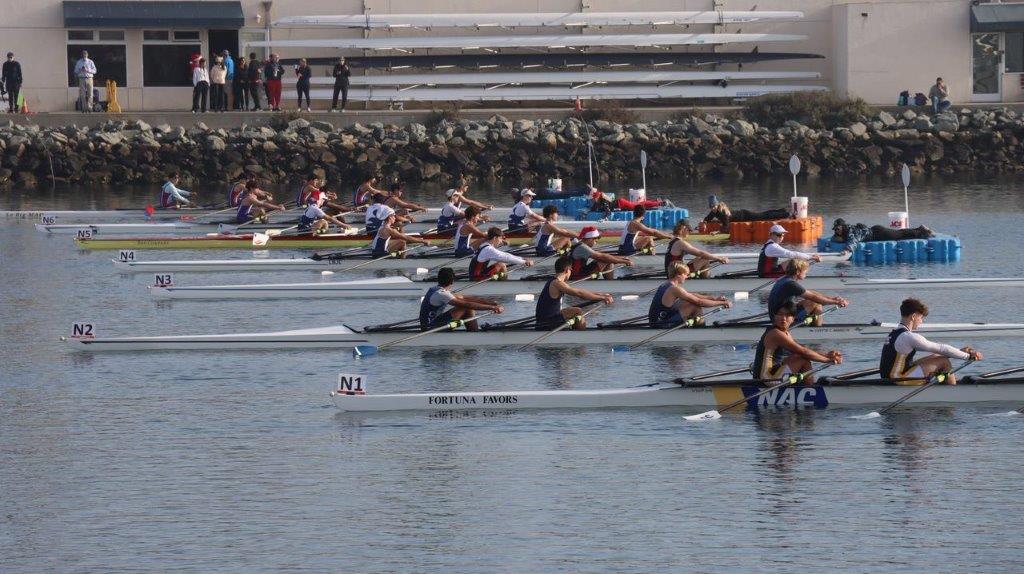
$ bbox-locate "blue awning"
[63,1,244,28]
[971,3,1024,33]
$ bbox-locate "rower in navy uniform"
[535,256,614,331]
[758,223,821,278]
[533,205,577,256]
[663,220,729,277]
[160,173,196,208]
[353,175,386,207]
[385,182,427,219]
[507,188,545,232]
[364,193,395,234]
[436,188,467,233]
[236,182,285,224]
[372,212,429,257]
[453,206,487,256]
[468,227,534,280]
[752,301,842,384]
[569,226,633,280]
[648,262,731,328]
[419,267,504,332]
[879,298,982,385]
[618,205,671,255]
[767,259,848,326]
[298,193,350,234]
[298,174,347,215]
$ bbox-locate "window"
[143,44,201,87]
[1007,32,1023,73]
[240,30,268,61]
[144,30,169,41]
[67,45,127,87]
[98,31,124,41]
[68,30,93,41]
[174,31,200,41]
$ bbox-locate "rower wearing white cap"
[436,188,466,232]
[618,205,672,255]
[880,298,982,385]
[372,212,429,258]
[664,220,729,277]
[571,226,633,279]
[468,227,535,280]
[648,262,732,328]
[420,267,503,332]
[364,193,396,234]
[508,188,545,232]
[535,256,614,331]
[298,193,350,234]
[533,205,577,256]
[758,223,821,278]
[453,206,488,256]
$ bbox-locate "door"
[208,29,239,61]
[972,32,1002,102]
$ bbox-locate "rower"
[535,256,614,331]
[619,205,672,255]
[436,188,467,233]
[664,220,729,277]
[364,193,396,234]
[236,182,285,224]
[533,205,577,256]
[299,175,347,215]
[420,267,504,332]
[468,227,535,280]
[227,180,247,207]
[354,175,386,207]
[879,298,982,385]
[385,182,426,216]
[298,194,350,234]
[570,226,633,280]
[768,259,848,326]
[453,206,487,256]
[758,224,822,278]
[508,188,545,232]
[648,262,732,328]
[371,212,429,257]
[752,301,843,384]
[454,182,494,212]
[160,173,196,208]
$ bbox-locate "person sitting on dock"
[534,256,614,331]
[298,193,349,234]
[507,188,545,232]
[830,218,935,253]
[236,183,286,224]
[160,173,196,208]
[648,262,732,328]
[468,227,534,280]
[533,205,577,256]
[372,212,429,258]
[753,301,843,384]
[571,226,633,279]
[453,206,488,256]
[703,198,791,227]
[420,267,504,332]
[619,205,672,255]
[758,224,821,278]
[664,220,729,277]
[880,298,982,385]
[768,259,848,326]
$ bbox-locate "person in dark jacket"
[294,58,312,111]
[1,52,22,113]
[263,53,284,111]
[331,56,351,112]
[247,52,262,111]
[234,56,248,111]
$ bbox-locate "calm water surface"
[2,174,1024,572]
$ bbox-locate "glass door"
[972,32,1002,102]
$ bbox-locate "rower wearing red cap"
[618,205,672,255]
[468,227,535,279]
[758,223,821,278]
[569,226,633,279]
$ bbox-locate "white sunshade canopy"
[273,11,805,29]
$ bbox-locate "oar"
[353,311,499,356]
[730,306,841,352]
[683,366,754,382]
[829,367,880,381]
[714,311,769,326]
[252,224,301,247]
[332,245,431,274]
[852,359,975,419]
[683,363,834,421]
[612,307,724,352]
[598,314,649,327]
[516,302,607,351]
[975,364,1024,379]
[452,268,515,294]
[733,277,775,301]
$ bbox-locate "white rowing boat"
[329,378,1024,412]
[3,208,227,222]
[113,251,847,274]
[146,275,1024,301]
[62,321,1024,352]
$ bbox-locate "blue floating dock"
[532,197,688,230]
[816,235,961,264]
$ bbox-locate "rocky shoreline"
[1,107,1022,189]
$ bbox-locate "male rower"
[535,256,614,331]
[648,262,732,328]
[385,182,426,216]
[354,175,386,207]
[436,188,467,233]
[880,298,982,385]
[371,212,429,258]
[298,193,350,234]
[619,205,672,255]
[468,227,535,280]
[753,301,843,384]
[455,182,494,211]
[299,175,347,215]
[420,267,504,332]
[236,182,286,224]
[227,180,248,207]
[758,224,821,278]
[364,193,397,234]
[570,226,633,280]
[533,205,577,256]
[767,259,848,326]
[453,206,488,256]
[160,173,196,208]
[664,220,729,277]
[508,188,545,231]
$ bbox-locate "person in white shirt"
[758,223,821,278]
[880,298,982,385]
[468,227,535,279]
[160,173,195,208]
[507,188,545,231]
[73,50,96,113]
[191,57,210,113]
[419,267,503,331]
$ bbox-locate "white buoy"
[515,293,535,302]
[415,267,429,275]
[734,292,749,300]
[620,295,639,301]
[321,270,334,276]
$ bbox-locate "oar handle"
[876,359,975,415]
[627,306,723,350]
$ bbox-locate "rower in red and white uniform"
[533,205,577,256]
[453,206,487,256]
[371,212,429,258]
[879,298,982,385]
[160,173,196,208]
[298,175,347,215]
[507,188,545,231]
[647,262,731,328]
[419,267,503,332]
[468,227,535,280]
[752,301,842,384]
[298,193,350,234]
[353,175,386,207]
[236,182,286,224]
[227,180,247,207]
[570,226,633,280]
[534,256,614,330]
[618,205,672,255]
[664,220,729,277]
[758,223,821,278]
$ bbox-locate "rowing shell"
[146,275,1024,300]
[62,321,1024,352]
[116,251,849,274]
[6,206,514,223]
[329,379,1024,412]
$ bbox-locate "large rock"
[726,119,755,137]
[849,122,868,137]
[902,109,917,121]
[878,111,897,127]
[207,136,226,151]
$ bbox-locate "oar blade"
[611,344,631,353]
[850,411,881,420]
[683,410,721,421]
[415,267,430,275]
[252,232,270,247]
[352,345,379,357]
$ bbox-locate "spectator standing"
[331,56,350,112]
[929,77,951,115]
[191,57,209,113]
[73,50,96,113]
[221,50,235,110]
[295,58,312,112]
[2,52,23,113]
[210,56,227,112]
[264,53,284,111]
[235,56,249,111]
[247,52,263,110]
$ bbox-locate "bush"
[424,108,461,129]
[573,100,640,124]
[743,92,871,129]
